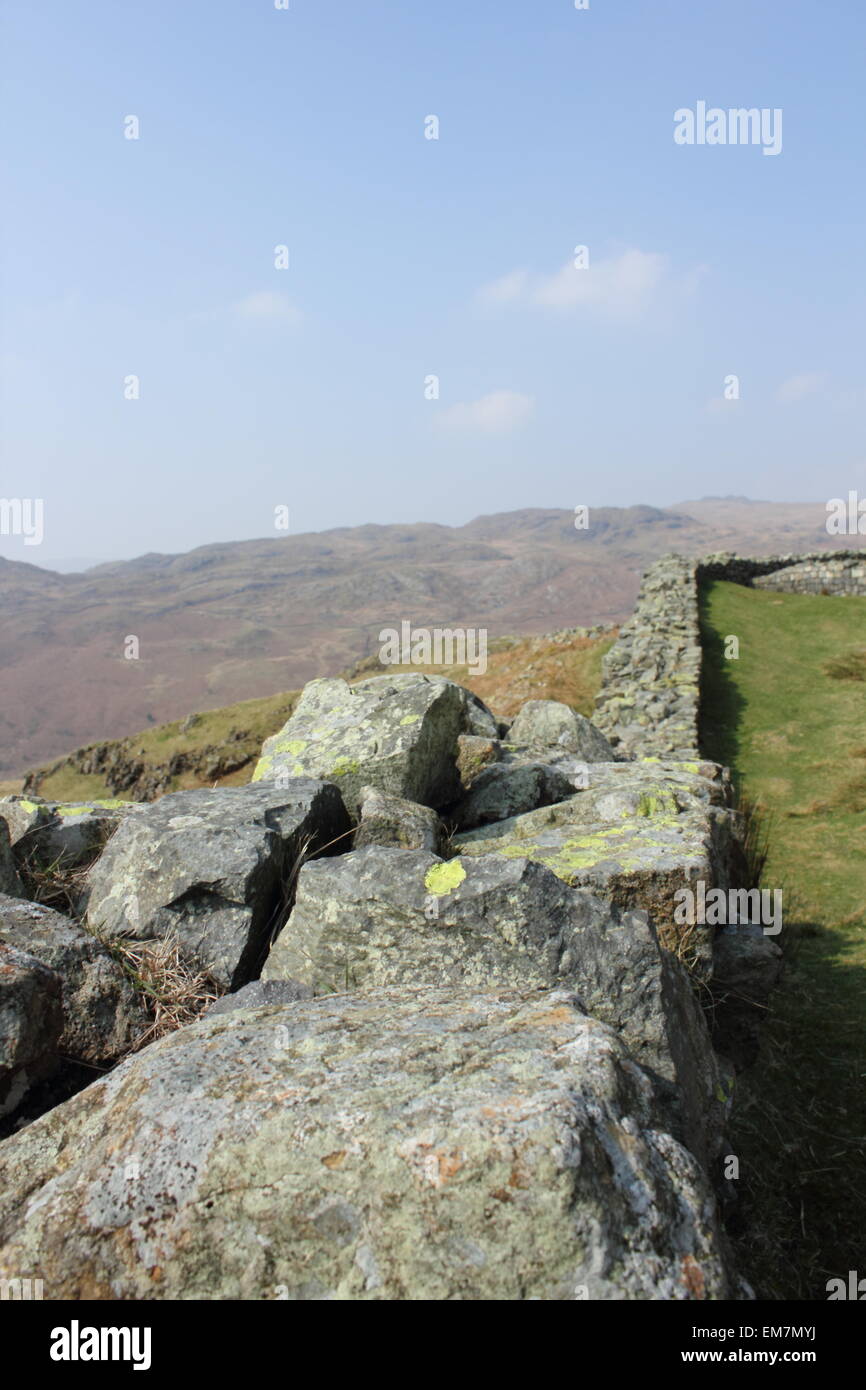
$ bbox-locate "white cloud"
[437,389,535,434]
[776,371,826,404]
[233,290,302,324]
[476,249,676,319]
[476,269,531,305]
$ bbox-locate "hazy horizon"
[0,494,841,574]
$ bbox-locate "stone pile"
[0,567,803,1300]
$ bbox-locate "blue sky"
[1,0,864,567]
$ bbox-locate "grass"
[699,579,866,1300]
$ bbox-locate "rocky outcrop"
[0,565,794,1297]
[84,782,351,989]
[0,895,148,1065]
[22,731,265,804]
[0,987,738,1300]
[0,942,63,1117]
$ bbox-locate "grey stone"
[351,673,499,739]
[262,846,728,1165]
[455,733,501,788]
[507,700,616,761]
[353,785,446,854]
[0,895,148,1065]
[0,941,63,1117]
[205,979,313,1017]
[84,781,350,989]
[454,761,741,978]
[453,759,576,829]
[252,675,467,815]
[0,821,23,899]
[0,795,147,872]
[0,986,736,1300]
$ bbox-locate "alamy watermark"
[674,102,782,157]
[826,492,866,535]
[0,497,43,545]
[50,1322,152,1370]
[826,1271,866,1300]
[379,621,488,676]
[673,882,782,935]
[0,1275,43,1300]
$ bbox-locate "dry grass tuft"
[107,936,222,1049]
[823,650,866,682]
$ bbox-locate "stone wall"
[594,549,866,759]
[593,555,702,759]
[752,554,866,596]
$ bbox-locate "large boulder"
[0,895,148,1065]
[262,847,727,1165]
[0,987,737,1300]
[84,781,350,989]
[507,700,617,762]
[251,675,479,816]
[0,821,23,898]
[454,761,741,977]
[0,941,63,1117]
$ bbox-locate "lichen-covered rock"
[507,700,616,761]
[84,781,350,989]
[252,676,468,816]
[0,941,63,1117]
[453,759,577,829]
[262,846,727,1164]
[205,978,313,1017]
[352,673,499,739]
[0,821,23,899]
[0,895,148,1065]
[0,795,146,873]
[353,786,446,854]
[0,987,737,1300]
[454,762,741,978]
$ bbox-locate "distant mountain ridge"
[0,499,858,776]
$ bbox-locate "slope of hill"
[20,628,616,803]
[1,499,856,776]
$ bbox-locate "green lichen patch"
[424,861,467,896]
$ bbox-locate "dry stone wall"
[593,549,866,760]
[4,561,826,1300]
